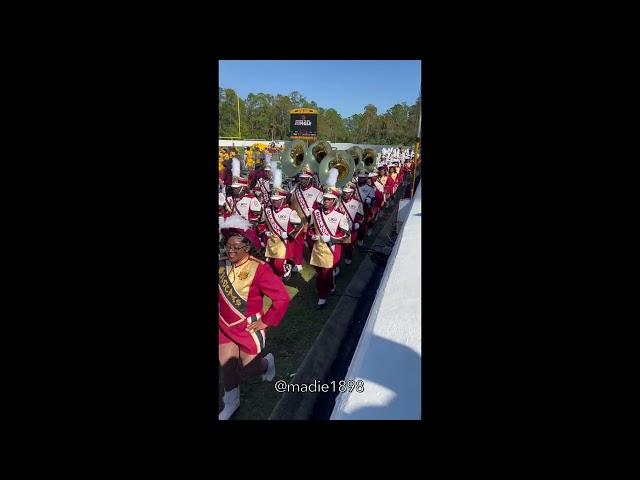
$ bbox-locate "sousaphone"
[302,140,332,174]
[318,150,356,189]
[361,147,377,173]
[280,140,307,177]
[347,146,364,173]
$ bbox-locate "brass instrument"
[346,146,364,174]
[302,140,332,173]
[318,150,356,189]
[280,140,307,177]
[362,147,377,172]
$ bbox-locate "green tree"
[219,87,421,145]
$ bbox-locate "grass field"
[218,188,404,420]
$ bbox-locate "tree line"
[219,88,421,145]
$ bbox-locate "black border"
[81,48,564,443]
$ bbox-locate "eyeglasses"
[225,244,248,252]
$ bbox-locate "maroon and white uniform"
[337,195,364,262]
[226,193,263,242]
[289,181,322,267]
[263,203,301,278]
[307,206,350,301]
[226,193,262,224]
[357,181,377,238]
[255,177,272,207]
[248,169,269,190]
[219,255,290,356]
[373,178,386,211]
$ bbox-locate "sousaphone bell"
[347,146,364,174]
[318,150,356,189]
[362,147,377,173]
[280,140,307,178]
[302,140,332,174]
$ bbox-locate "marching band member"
[225,158,263,243]
[218,215,291,420]
[378,165,391,208]
[307,179,351,310]
[387,163,400,206]
[368,171,386,227]
[255,162,272,200]
[262,164,301,281]
[403,157,414,187]
[356,172,375,246]
[287,166,323,273]
[337,182,364,266]
[219,158,234,194]
[249,152,272,190]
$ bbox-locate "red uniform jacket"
[218,256,290,327]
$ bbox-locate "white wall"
[330,181,422,420]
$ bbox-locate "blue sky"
[219,60,421,119]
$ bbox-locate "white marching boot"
[219,386,240,420]
[262,353,276,382]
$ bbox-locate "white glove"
[310,234,319,241]
[365,197,372,204]
[354,223,360,230]
[281,231,288,240]
[321,235,331,243]
[264,231,272,237]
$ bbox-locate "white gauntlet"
[321,235,331,243]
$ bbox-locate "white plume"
[326,167,339,187]
[220,214,250,233]
[264,152,271,164]
[232,157,240,178]
[272,162,282,190]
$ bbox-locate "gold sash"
[289,188,308,227]
[264,207,287,258]
[218,260,248,322]
[310,209,334,268]
[336,203,352,244]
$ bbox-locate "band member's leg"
[239,351,268,377]
[331,245,342,277]
[271,258,285,278]
[343,232,357,263]
[292,230,305,270]
[315,266,334,306]
[219,334,240,391]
